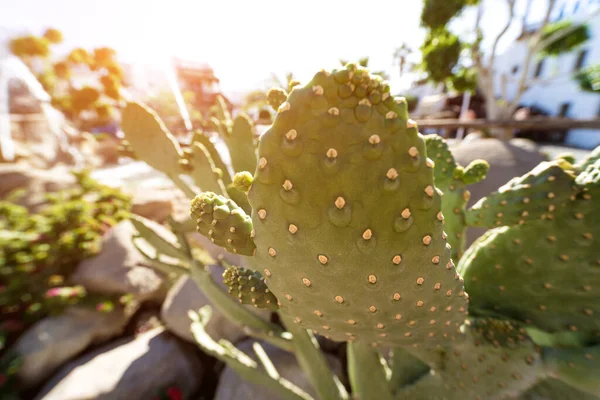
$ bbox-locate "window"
[574,50,588,72]
[558,103,571,117]
[511,65,519,75]
[534,60,545,78]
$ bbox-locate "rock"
[129,186,175,224]
[450,138,546,246]
[0,164,75,208]
[71,220,169,302]
[36,327,204,400]
[14,307,129,388]
[161,266,270,343]
[214,340,343,400]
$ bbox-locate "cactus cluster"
[122,63,600,399]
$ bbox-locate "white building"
[494,0,600,148]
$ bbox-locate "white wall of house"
[495,0,600,148]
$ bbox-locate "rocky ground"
[1,134,591,400]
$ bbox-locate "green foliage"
[540,21,590,57]
[0,171,131,344]
[42,28,63,44]
[420,0,477,30]
[576,64,600,93]
[420,30,461,83]
[448,67,478,93]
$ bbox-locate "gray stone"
[450,138,546,246]
[0,164,75,209]
[161,266,270,344]
[14,307,129,388]
[130,186,175,224]
[214,340,343,400]
[36,327,203,400]
[71,220,168,302]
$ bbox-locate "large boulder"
[0,164,75,208]
[214,340,343,400]
[36,327,204,400]
[13,307,129,389]
[449,138,546,245]
[161,266,270,344]
[70,220,169,302]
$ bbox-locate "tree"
[392,43,413,77]
[417,0,595,138]
[576,64,600,93]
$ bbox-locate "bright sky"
[0,0,554,94]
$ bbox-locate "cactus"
[210,95,258,174]
[424,135,489,259]
[122,64,600,400]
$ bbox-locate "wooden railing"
[414,118,600,131]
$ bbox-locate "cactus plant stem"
[347,342,395,400]
[387,348,431,394]
[190,307,314,400]
[281,314,350,400]
[190,262,293,352]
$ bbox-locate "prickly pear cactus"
[458,153,600,337]
[223,266,279,310]
[399,318,544,399]
[191,192,255,256]
[211,96,257,174]
[121,102,183,177]
[424,135,489,260]
[245,64,468,346]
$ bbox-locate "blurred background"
[0,1,599,399]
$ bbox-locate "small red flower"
[167,387,183,400]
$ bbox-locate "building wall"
[495,0,600,148]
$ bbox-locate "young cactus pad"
[424,134,489,260]
[191,192,256,256]
[245,64,468,346]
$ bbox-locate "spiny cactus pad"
[211,97,257,174]
[399,319,543,400]
[458,151,599,337]
[121,102,183,176]
[191,130,232,185]
[424,134,489,260]
[466,159,577,228]
[246,64,468,346]
[191,192,256,256]
[223,266,279,310]
[183,143,228,195]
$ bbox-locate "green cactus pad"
[121,102,183,176]
[223,266,279,310]
[466,160,578,228]
[191,192,256,256]
[184,143,228,196]
[424,134,488,260]
[544,345,600,396]
[458,153,600,337]
[399,319,543,399]
[246,64,468,347]
[211,97,257,174]
[191,130,232,185]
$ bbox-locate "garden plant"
[121,63,599,399]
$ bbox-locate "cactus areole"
[246,64,468,346]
